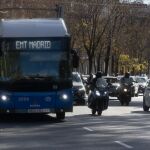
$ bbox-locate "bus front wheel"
[56,112,65,120]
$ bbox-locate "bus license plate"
[27,109,50,113]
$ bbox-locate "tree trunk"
[115,57,119,75]
[97,53,101,72]
[88,57,93,74]
[111,55,115,75]
[105,38,111,75]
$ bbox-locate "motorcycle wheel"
[143,99,149,112]
[97,110,102,116]
[125,97,131,106]
[125,102,129,106]
[120,101,124,106]
[92,109,96,115]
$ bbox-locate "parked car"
[147,79,150,85]
[143,80,150,111]
[117,75,123,81]
[72,72,87,105]
[140,74,148,81]
[103,76,120,97]
[129,76,139,97]
[81,74,89,84]
[136,76,147,94]
[83,74,95,94]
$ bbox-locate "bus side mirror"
[0,50,3,57]
[0,42,3,56]
[71,49,79,68]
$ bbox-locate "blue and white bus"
[0,19,73,120]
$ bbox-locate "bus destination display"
[16,41,51,50]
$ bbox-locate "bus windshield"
[0,38,70,81]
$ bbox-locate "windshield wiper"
[25,75,53,80]
[12,75,53,81]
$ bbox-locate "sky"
[121,0,150,4]
[144,0,150,4]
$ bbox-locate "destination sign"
[1,39,64,51]
[16,41,51,50]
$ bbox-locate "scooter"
[118,83,132,106]
[88,87,109,115]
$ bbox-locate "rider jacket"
[92,77,107,89]
[120,77,133,85]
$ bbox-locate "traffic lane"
[0,114,133,150]
[0,114,120,150]
[109,95,142,108]
[81,113,150,150]
[103,96,143,117]
[66,96,150,150]
[0,96,149,150]
[69,95,143,118]
[68,110,150,148]
[1,115,149,150]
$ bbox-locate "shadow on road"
[109,97,143,108]
[0,114,64,125]
[131,110,150,114]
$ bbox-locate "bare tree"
[70,0,111,74]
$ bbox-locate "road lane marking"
[115,141,133,149]
[83,127,93,132]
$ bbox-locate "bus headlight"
[61,94,68,101]
[1,95,9,102]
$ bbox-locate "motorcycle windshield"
[96,78,107,88]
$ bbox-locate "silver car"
[143,80,150,111]
[72,72,87,105]
[136,76,147,94]
[103,76,120,97]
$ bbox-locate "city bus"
[0,18,74,120]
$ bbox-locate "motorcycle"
[118,83,132,106]
[88,87,109,115]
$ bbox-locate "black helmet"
[125,72,130,78]
[96,71,102,78]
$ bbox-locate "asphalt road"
[0,95,150,150]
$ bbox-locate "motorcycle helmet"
[125,72,130,78]
[96,71,102,78]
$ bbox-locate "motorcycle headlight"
[95,91,101,96]
[104,91,107,95]
[124,88,127,92]
[116,84,120,89]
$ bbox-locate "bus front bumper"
[0,108,72,114]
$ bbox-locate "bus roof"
[0,18,70,38]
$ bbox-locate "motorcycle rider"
[86,73,94,94]
[87,73,93,85]
[89,71,108,115]
[119,72,133,105]
[92,71,107,89]
[120,72,133,85]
